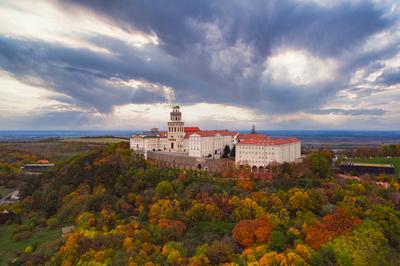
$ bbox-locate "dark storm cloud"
[60,0,392,57]
[1,0,398,116]
[377,67,400,86]
[52,0,400,113]
[0,36,180,112]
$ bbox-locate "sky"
[0,0,399,130]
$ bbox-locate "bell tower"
[167,106,185,152]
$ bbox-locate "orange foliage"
[232,218,273,247]
[236,180,254,192]
[305,208,362,249]
[159,219,186,238]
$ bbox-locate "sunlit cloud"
[264,49,338,86]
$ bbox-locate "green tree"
[222,145,231,158]
[269,231,287,252]
[155,180,174,199]
[308,150,332,178]
[325,220,389,266]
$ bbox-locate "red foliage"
[158,219,186,238]
[305,208,362,249]
[232,218,273,247]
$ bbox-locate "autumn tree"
[232,218,273,247]
[148,199,182,223]
[155,180,174,199]
[206,240,233,265]
[305,208,361,249]
[159,219,186,241]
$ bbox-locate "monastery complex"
[130,106,301,172]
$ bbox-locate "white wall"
[235,141,301,167]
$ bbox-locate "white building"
[186,130,237,158]
[235,134,301,172]
[130,106,237,158]
[130,106,301,166]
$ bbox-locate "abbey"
[130,106,301,171]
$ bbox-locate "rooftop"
[340,162,394,168]
[237,137,300,145]
[185,130,237,138]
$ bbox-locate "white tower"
[167,106,185,152]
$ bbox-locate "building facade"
[235,134,301,172]
[187,130,236,158]
[130,106,302,167]
[167,106,185,152]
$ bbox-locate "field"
[0,141,107,163]
[0,225,60,265]
[62,137,129,144]
[351,157,400,173]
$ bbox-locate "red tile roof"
[185,130,237,138]
[159,131,167,138]
[184,127,200,133]
[237,133,270,141]
[237,137,300,146]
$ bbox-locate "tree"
[324,220,389,266]
[162,241,186,265]
[305,208,361,249]
[206,240,233,265]
[159,219,186,241]
[269,231,287,252]
[230,145,236,158]
[155,180,174,199]
[364,204,400,249]
[288,189,313,212]
[232,218,273,247]
[232,198,265,221]
[222,145,231,158]
[148,199,182,223]
[307,150,332,178]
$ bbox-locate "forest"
[0,142,400,265]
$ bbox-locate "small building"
[339,162,395,175]
[22,163,55,170]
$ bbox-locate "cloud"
[0,0,399,129]
[311,108,386,116]
[377,67,400,85]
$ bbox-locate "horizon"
[1,0,400,130]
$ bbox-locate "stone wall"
[147,151,231,173]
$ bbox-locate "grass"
[0,186,12,197]
[0,225,60,265]
[351,157,400,173]
[62,137,129,144]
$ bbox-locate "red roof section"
[237,137,300,146]
[159,131,167,138]
[184,127,200,133]
[185,130,237,138]
[237,133,270,141]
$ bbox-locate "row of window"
[239,146,275,150]
[168,126,184,132]
[238,151,275,155]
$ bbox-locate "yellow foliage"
[24,246,33,253]
[123,237,134,252]
[295,244,309,258]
